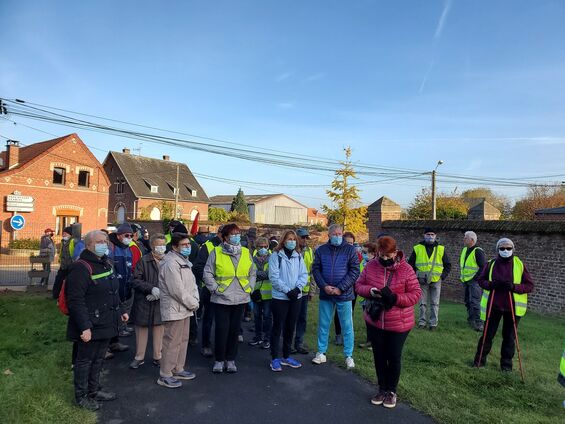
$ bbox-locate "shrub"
[9,238,40,250]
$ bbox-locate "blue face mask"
[285,240,297,250]
[258,248,269,256]
[229,234,241,246]
[424,235,436,244]
[94,243,108,257]
[180,247,191,257]
[330,235,343,246]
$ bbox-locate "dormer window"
[151,186,158,193]
[167,182,179,195]
[144,178,158,193]
[185,184,197,197]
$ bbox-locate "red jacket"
[355,251,421,333]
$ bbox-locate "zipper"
[381,269,386,330]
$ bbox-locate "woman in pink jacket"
[355,236,421,409]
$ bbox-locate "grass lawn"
[304,298,565,424]
[0,292,96,424]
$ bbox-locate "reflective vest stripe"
[302,247,314,292]
[560,348,565,377]
[479,256,527,320]
[91,270,114,280]
[214,246,252,293]
[414,244,445,283]
[460,247,482,283]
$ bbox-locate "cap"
[296,228,310,238]
[117,223,133,234]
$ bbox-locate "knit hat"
[172,223,189,235]
[423,227,436,234]
[496,237,514,250]
[62,226,73,236]
[117,223,133,234]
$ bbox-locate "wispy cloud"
[434,0,453,39]
[275,72,293,82]
[418,60,435,94]
[303,73,326,82]
[276,102,294,109]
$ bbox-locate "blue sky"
[1,0,564,209]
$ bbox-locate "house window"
[115,178,125,194]
[78,170,90,187]
[53,167,66,185]
[56,215,78,235]
[151,185,159,193]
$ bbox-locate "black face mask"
[378,257,395,267]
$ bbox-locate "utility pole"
[431,160,444,220]
[174,163,180,219]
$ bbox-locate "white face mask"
[122,237,132,245]
[62,236,70,241]
[499,248,513,258]
[154,245,167,256]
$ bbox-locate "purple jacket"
[313,242,360,302]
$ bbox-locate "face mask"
[362,253,369,261]
[180,247,191,257]
[258,248,269,256]
[122,237,132,245]
[94,243,108,257]
[62,236,70,242]
[330,236,342,246]
[285,240,297,250]
[424,235,436,244]
[229,234,241,246]
[154,245,167,256]
[378,257,395,267]
[499,249,513,258]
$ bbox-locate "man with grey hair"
[460,231,486,331]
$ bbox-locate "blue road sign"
[10,214,25,231]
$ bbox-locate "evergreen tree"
[231,188,249,216]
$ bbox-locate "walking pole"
[477,289,495,368]
[508,292,525,382]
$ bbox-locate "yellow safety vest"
[356,260,366,302]
[302,246,314,293]
[479,256,527,321]
[460,247,482,283]
[204,240,215,254]
[559,345,565,386]
[214,246,252,294]
[414,244,445,283]
[255,261,272,300]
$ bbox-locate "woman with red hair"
[355,236,421,409]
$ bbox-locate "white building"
[209,193,308,225]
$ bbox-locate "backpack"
[58,259,93,315]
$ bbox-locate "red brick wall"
[0,136,110,242]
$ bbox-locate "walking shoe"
[281,357,302,368]
[129,359,145,369]
[383,392,397,408]
[270,358,283,372]
[109,342,129,352]
[243,315,252,322]
[173,370,196,380]
[248,338,263,347]
[152,359,161,367]
[201,347,213,357]
[261,341,271,349]
[345,357,355,370]
[212,361,224,373]
[104,350,115,360]
[237,335,244,343]
[295,346,309,355]
[334,334,343,346]
[474,322,484,332]
[418,324,427,330]
[370,391,387,406]
[312,352,327,365]
[226,361,237,373]
[89,390,117,401]
[76,396,100,411]
[157,376,182,388]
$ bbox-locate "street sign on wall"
[5,193,34,212]
[10,214,26,230]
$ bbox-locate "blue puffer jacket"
[313,242,360,302]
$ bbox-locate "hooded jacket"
[313,241,360,302]
[268,249,308,300]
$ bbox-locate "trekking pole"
[477,289,495,368]
[508,292,525,382]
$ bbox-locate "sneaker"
[237,335,244,343]
[418,324,427,330]
[345,357,355,370]
[201,347,213,357]
[152,359,161,367]
[370,391,387,406]
[129,359,145,369]
[212,361,224,373]
[261,341,271,349]
[226,361,237,373]
[335,334,343,346]
[295,346,309,355]
[281,357,302,368]
[312,352,327,365]
[104,350,115,360]
[474,322,484,332]
[76,396,100,411]
[243,315,252,322]
[270,358,283,372]
[157,376,182,388]
[89,390,117,401]
[109,342,129,352]
[248,338,263,347]
[173,370,196,380]
[383,392,397,409]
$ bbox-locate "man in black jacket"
[66,230,128,411]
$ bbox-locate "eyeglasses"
[122,233,133,237]
[499,247,513,251]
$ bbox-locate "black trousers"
[213,303,244,361]
[270,298,301,359]
[199,287,214,348]
[367,325,409,393]
[335,296,356,336]
[474,308,521,370]
[73,338,110,401]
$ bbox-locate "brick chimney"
[163,155,170,161]
[122,148,130,154]
[6,140,20,169]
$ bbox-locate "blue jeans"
[464,281,482,324]
[317,299,354,358]
[293,296,309,348]
[253,300,272,341]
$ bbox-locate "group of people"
[60,219,537,412]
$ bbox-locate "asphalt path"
[98,321,434,424]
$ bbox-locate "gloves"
[256,270,269,281]
[151,287,160,299]
[250,289,262,303]
[146,294,157,302]
[380,286,397,309]
[286,287,301,300]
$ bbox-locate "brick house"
[535,206,565,221]
[0,134,110,240]
[103,149,209,223]
[307,208,328,226]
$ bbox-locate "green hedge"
[8,238,41,250]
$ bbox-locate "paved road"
[98,321,434,424]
